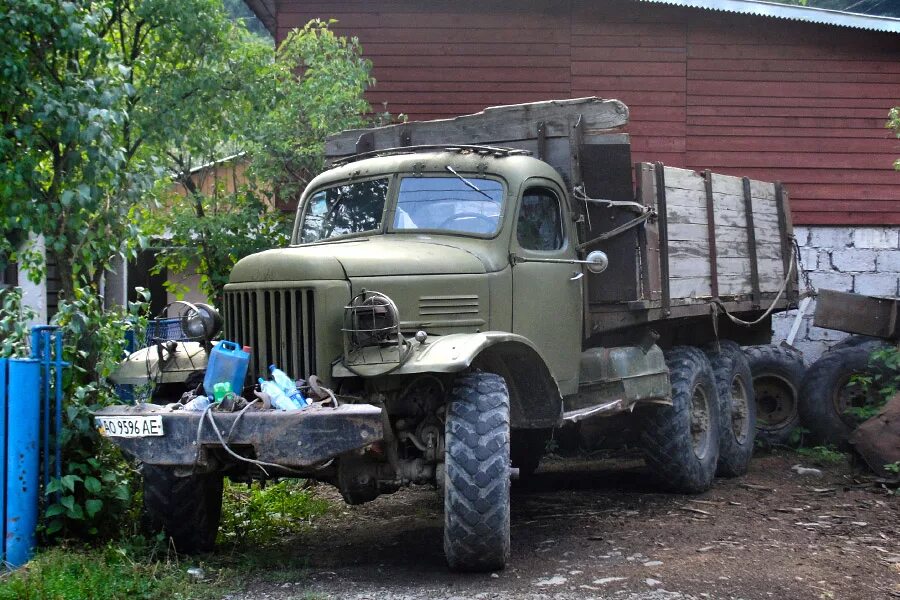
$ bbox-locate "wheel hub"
[832,373,876,428]
[690,383,712,459]
[754,375,796,430]
[730,376,751,443]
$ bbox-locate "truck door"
[510,181,582,395]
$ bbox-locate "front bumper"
[93,403,383,468]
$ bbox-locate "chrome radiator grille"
[223,288,316,381]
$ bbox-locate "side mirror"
[585,250,609,274]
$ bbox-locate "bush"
[40,289,149,540]
[0,287,36,357]
[848,345,900,422]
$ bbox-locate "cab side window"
[516,188,564,251]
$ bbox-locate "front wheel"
[639,347,720,494]
[142,465,224,553]
[443,371,511,572]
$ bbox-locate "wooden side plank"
[656,164,788,301]
[326,97,630,157]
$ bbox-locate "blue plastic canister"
[203,341,250,396]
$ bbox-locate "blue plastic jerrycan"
[204,341,250,397]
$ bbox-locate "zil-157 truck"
[99,98,798,571]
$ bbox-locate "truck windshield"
[393,176,504,235]
[298,178,389,244]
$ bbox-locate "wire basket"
[145,317,193,343]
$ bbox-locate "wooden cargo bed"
[326,98,799,336]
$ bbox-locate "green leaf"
[61,474,82,492]
[45,504,67,518]
[84,476,101,494]
[66,503,85,520]
[85,498,103,518]
[113,485,130,502]
[45,520,63,535]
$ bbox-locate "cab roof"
[309,146,565,193]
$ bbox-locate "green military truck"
[99,98,798,571]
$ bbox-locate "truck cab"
[226,148,584,405]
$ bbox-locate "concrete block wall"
[771,226,900,363]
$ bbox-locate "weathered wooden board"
[326,97,630,158]
[636,163,794,304]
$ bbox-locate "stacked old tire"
[798,336,888,449]
[742,344,806,446]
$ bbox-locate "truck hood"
[230,237,487,283]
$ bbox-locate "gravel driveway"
[230,453,899,600]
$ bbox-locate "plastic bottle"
[183,395,211,412]
[258,378,300,411]
[212,381,232,403]
[268,365,308,407]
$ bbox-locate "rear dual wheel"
[705,341,756,477]
[639,347,721,494]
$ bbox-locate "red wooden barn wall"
[275,0,900,226]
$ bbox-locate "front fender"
[333,332,563,429]
[332,331,544,378]
[110,342,208,385]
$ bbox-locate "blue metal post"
[41,330,50,493]
[54,332,63,484]
[0,358,7,562]
[6,358,40,567]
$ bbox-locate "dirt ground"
[234,452,899,600]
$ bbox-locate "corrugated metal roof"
[636,0,900,33]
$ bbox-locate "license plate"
[96,415,164,438]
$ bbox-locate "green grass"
[0,478,333,600]
[219,479,331,546]
[796,445,847,466]
[0,544,226,600]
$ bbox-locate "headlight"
[343,291,401,350]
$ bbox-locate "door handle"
[570,272,584,281]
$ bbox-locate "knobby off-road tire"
[639,347,721,494]
[142,465,224,553]
[705,341,756,477]
[744,345,805,446]
[799,345,883,448]
[444,371,511,572]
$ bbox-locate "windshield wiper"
[445,166,495,201]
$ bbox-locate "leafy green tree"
[0,0,302,540]
[0,0,134,295]
[249,20,373,202]
[1,0,268,299]
[151,19,373,306]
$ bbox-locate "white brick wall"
[771,225,900,363]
